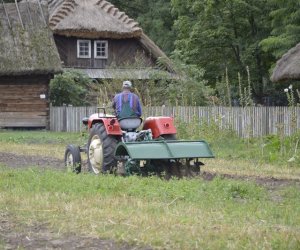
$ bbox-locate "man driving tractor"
[112,80,142,119]
[65,81,214,176]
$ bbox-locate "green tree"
[109,0,175,54]
[260,0,300,59]
[136,0,175,54]
[171,0,273,102]
[163,61,213,106]
[107,0,147,18]
[50,70,92,106]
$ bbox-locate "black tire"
[64,145,81,174]
[87,123,118,174]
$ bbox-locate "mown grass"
[0,168,299,249]
[0,130,86,159]
[205,158,300,180]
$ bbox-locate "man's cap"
[123,80,132,88]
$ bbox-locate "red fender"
[88,114,122,136]
[143,117,177,139]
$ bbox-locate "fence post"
[62,105,67,132]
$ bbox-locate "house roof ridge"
[49,0,77,28]
[47,0,142,39]
[95,0,141,31]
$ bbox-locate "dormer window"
[77,40,91,58]
[94,40,108,59]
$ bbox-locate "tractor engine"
[123,129,153,142]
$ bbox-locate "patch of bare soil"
[0,152,64,169]
[201,171,300,203]
[0,212,149,250]
[201,171,300,189]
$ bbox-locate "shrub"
[50,70,93,106]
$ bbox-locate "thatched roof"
[46,0,173,70]
[47,0,142,39]
[271,43,300,82]
[0,1,62,76]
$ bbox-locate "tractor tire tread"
[88,123,118,173]
[64,144,81,174]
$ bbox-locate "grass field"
[0,130,299,249]
[0,169,299,249]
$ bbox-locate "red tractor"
[65,108,214,177]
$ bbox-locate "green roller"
[115,140,214,160]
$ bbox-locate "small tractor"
[64,108,214,178]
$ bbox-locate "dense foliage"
[172,0,273,102]
[260,0,300,59]
[50,70,93,106]
[109,0,300,105]
[110,0,176,54]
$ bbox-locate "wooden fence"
[50,106,300,137]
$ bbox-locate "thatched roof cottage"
[0,1,61,128]
[271,43,300,82]
[1,0,172,128]
[45,0,172,79]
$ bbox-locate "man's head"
[122,80,132,90]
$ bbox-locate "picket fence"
[50,106,300,137]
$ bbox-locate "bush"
[50,70,93,106]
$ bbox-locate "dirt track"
[0,212,147,250]
[0,152,64,169]
[0,152,150,250]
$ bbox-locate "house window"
[94,40,108,59]
[77,40,91,58]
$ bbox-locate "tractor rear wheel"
[87,123,118,174]
[64,145,81,174]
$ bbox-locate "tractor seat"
[118,117,142,131]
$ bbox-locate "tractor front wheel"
[64,145,81,174]
[87,123,118,174]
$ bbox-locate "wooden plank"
[0,104,48,112]
[0,77,49,85]
[0,112,46,118]
[0,101,46,106]
[0,103,47,108]
[0,84,47,89]
[0,118,47,127]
